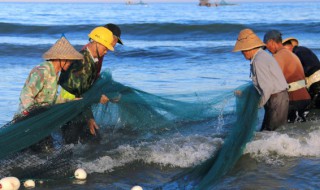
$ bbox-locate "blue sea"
[1,1,320,189]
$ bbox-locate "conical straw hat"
[233,29,265,52]
[282,37,299,47]
[43,36,83,60]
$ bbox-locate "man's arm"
[19,68,45,113]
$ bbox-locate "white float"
[23,179,35,188]
[0,177,20,190]
[74,168,87,180]
[0,179,13,190]
[131,185,143,190]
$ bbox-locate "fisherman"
[58,25,123,144]
[74,23,123,82]
[16,36,83,151]
[282,37,320,108]
[86,23,123,81]
[233,29,289,131]
[18,36,83,116]
[264,30,311,122]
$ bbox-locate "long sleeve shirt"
[19,61,58,113]
[59,48,99,98]
[250,48,288,107]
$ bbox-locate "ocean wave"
[244,127,320,163]
[0,22,94,36]
[0,43,85,58]
[1,22,319,39]
[252,22,320,33]
[0,39,234,59]
[79,134,222,174]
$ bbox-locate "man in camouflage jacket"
[58,26,121,144]
[18,36,83,116]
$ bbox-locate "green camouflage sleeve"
[19,67,45,112]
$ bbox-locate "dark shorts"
[261,90,289,131]
[309,81,320,108]
[288,99,311,123]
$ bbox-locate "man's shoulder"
[275,48,293,59]
[30,62,51,76]
[255,49,275,62]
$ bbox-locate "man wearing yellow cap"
[58,26,118,144]
[283,37,320,108]
[91,24,123,80]
[78,23,123,81]
[233,29,289,131]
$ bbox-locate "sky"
[0,0,311,2]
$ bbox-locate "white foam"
[79,134,222,173]
[244,129,320,159]
[144,135,222,167]
[79,145,138,173]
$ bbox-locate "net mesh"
[0,70,260,186]
[168,83,260,189]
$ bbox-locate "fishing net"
[168,83,261,189]
[0,67,261,187]
[0,70,236,181]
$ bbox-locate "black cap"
[104,23,123,45]
[263,30,282,44]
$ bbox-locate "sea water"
[0,1,320,189]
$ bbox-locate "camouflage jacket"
[58,48,99,97]
[19,61,58,112]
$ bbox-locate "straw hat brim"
[282,37,299,47]
[43,36,83,60]
[233,43,265,52]
[233,29,266,52]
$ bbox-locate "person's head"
[88,26,115,58]
[104,23,123,46]
[43,36,83,72]
[233,28,266,60]
[282,37,299,52]
[263,30,283,54]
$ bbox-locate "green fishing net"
[196,83,260,189]
[169,83,261,189]
[0,70,260,187]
